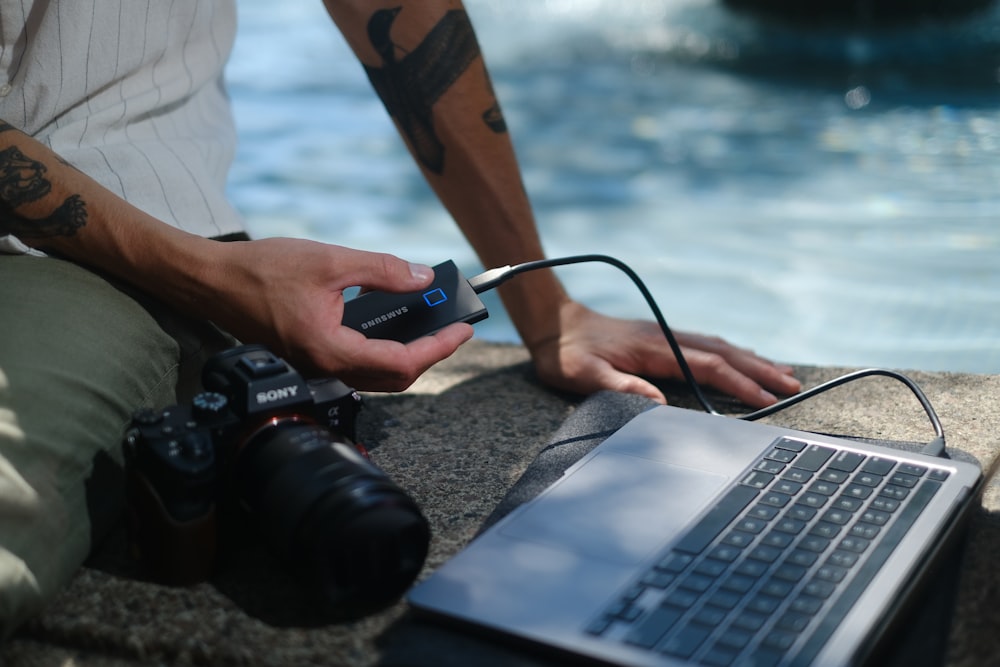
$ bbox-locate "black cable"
[469,254,948,457]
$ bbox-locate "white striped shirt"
[0,0,245,254]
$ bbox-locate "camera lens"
[233,419,430,618]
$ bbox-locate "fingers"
[655,337,800,409]
[332,323,474,392]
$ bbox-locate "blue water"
[226,0,1000,374]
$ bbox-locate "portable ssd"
[342,260,489,343]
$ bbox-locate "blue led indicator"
[423,288,448,307]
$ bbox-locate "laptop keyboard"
[585,436,949,666]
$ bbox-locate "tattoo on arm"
[365,8,505,173]
[0,143,87,239]
[482,101,507,134]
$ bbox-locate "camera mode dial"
[192,391,228,419]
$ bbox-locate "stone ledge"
[3,340,999,666]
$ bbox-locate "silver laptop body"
[409,405,982,667]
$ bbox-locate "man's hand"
[526,300,802,408]
[192,238,473,391]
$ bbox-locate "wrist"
[497,267,572,352]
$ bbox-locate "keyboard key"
[928,469,951,482]
[783,468,813,483]
[734,517,768,534]
[774,438,807,452]
[585,615,614,636]
[766,448,797,464]
[850,523,881,540]
[786,549,818,568]
[792,445,836,472]
[808,522,842,539]
[862,456,895,476]
[695,559,728,577]
[749,545,782,564]
[803,579,836,599]
[746,594,782,614]
[797,493,829,509]
[708,545,743,563]
[734,559,769,578]
[706,590,742,610]
[776,611,812,633]
[898,463,927,477]
[678,573,714,594]
[760,491,792,508]
[715,627,754,650]
[889,472,920,488]
[693,606,728,626]
[828,450,866,472]
[808,480,839,496]
[615,604,644,622]
[748,504,780,521]
[624,606,683,648]
[659,621,712,659]
[701,645,740,667]
[827,550,859,568]
[731,611,767,632]
[818,469,849,484]
[746,645,786,667]
[852,472,883,487]
[800,536,831,553]
[773,563,808,583]
[870,496,900,513]
[756,458,786,474]
[783,509,813,526]
[761,532,794,549]
[657,552,694,573]
[641,570,674,589]
[880,485,911,501]
[742,470,775,489]
[843,484,874,500]
[831,496,863,512]
[790,595,824,615]
[722,531,755,548]
[815,564,848,583]
[838,536,871,553]
[759,579,794,598]
[720,574,755,594]
[821,508,852,525]
[774,480,804,495]
[664,589,699,608]
[621,584,644,602]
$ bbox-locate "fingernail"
[760,389,777,404]
[409,262,433,282]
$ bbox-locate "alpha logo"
[256,385,299,404]
[360,306,409,330]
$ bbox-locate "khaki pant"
[0,256,235,638]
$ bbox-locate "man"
[0,0,800,637]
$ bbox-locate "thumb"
[349,251,435,294]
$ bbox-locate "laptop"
[408,404,983,666]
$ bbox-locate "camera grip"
[126,469,217,585]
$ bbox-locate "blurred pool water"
[226,0,1000,373]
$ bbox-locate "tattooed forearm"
[364,8,485,173]
[0,140,87,239]
[0,194,87,239]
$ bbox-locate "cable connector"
[468,265,514,294]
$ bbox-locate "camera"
[123,344,431,619]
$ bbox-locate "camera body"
[124,344,430,619]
